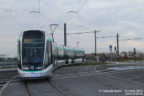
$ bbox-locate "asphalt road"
[0,70,17,81]
[1,63,144,96]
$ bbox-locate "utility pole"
[64,23,67,46]
[94,30,100,56]
[134,48,136,63]
[116,33,119,62]
[114,46,117,62]
[94,31,97,56]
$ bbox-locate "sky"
[0,0,144,56]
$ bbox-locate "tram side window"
[69,50,71,58]
[48,41,52,64]
[44,42,49,67]
[69,50,73,58]
[63,49,66,58]
[52,44,58,58]
[57,48,60,59]
[58,48,64,60]
[44,41,52,67]
[17,40,21,68]
[61,48,64,59]
[76,51,79,58]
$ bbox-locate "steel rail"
[0,75,18,96]
[48,79,71,96]
[23,81,31,96]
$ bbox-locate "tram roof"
[19,30,52,40]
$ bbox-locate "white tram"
[17,30,85,79]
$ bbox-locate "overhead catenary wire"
[68,33,144,40]
[66,0,89,27]
[30,0,40,13]
[77,0,88,12]
[67,0,88,13]
[67,32,116,39]
[120,38,144,41]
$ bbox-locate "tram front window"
[22,30,45,70]
[22,42,44,64]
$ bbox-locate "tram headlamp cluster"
[22,66,43,70]
[22,67,29,70]
[36,66,43,70]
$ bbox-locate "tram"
[17,30,85,79]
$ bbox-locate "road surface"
[1,63,144,96]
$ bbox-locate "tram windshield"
[22,31,45,65]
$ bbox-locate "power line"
[97,36,116,39]
[120,38,144,41]
[67,31,94,35]
[68,32,116,39]
[70,34,144,41]
[67,30,101,56]
[66,0,88,26]
[66,11,84,27]
[30,0,41,13]
[77,0,88,12]
[67,0,88,13]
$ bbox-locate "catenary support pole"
[117,33,119,62]
[64,23,67,46]
[94,30,97,56]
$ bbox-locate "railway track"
[0,75,18,96]
[1,68,144,96]
[24,81,31,96]
[23,68,144,96]
[23,79,71,96]
[48,79,71,96]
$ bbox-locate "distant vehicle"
[17,30,85,79]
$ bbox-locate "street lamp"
[50,24,59,42]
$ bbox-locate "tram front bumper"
[17,64,53,79]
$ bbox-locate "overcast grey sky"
[0,0,144,56]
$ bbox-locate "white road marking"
[52,68,144,80]
[54,73,74,77]
[8,82,21,86]
[127,76,141,80]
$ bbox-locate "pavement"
[1,62,144,96]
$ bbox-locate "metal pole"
[134,48,136,63]
[114,46,117,62]
[64,23,67,46]
[117,33,119,62]
[51,33,54,42]
[94,30,96,56]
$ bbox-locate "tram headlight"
[22,67,29,70]
[36,66,43,70]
